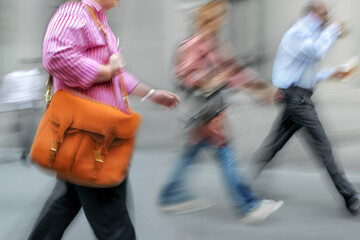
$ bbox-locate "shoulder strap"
[86,5,130,111]
[45,75,53,104]
[86,6,108,46]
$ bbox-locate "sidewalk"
[1,148,360,240]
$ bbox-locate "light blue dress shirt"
[272,13,341,90]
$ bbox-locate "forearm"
[240,78,270,90]
[240,78,277,105]
[316,67,336,82]
[130,82,153,98]
[131,82,180,108]
[300,23,340,60]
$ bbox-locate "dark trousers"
[28,178,136,240]
[254,86,357,202]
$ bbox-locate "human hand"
[330,69,356,82]
[199,113,227,147]
[333,20,349,38]
[331,71,347,79]
[273,88,284,103]
[96,54,122,83]
[149,90,180,109]
[109,54,121,76]
[252,86,277,105]
[330,56,359,82]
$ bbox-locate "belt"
[283,85,313,96]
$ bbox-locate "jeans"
[159,141,260,215]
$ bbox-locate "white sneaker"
[239,199,284,224]
[159,199,214,214]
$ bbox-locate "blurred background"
[2,0,359,149]
[1,0,360,239]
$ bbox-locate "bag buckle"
[50,139,58,152]
[48,140,59,166]
[94,151,104,163]
[45,78,53,104]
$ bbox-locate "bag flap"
[48,90,141,138]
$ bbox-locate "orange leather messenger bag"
[30,6,141,187]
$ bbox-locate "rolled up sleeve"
[120,69,140,93]
[43,12,100,89]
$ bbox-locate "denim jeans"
[159,141,260,215]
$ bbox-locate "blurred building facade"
[0,0,359,149]
[1,0,359,86]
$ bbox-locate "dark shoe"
[21,150,27,161]
[346,194,360,215]
[20,151,31,167]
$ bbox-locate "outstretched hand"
[240,79,278,105]
[273,88,284,103]
[149,90,180,109]
[330,70,354,81]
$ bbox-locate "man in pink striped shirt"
[29,0,179,239]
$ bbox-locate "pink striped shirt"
[175,34,258,89]
[43,0,139,112]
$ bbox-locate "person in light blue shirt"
[253,0,360,215]
[272,11,340,90]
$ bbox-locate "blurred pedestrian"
[28,0,179,239]
[252,0,360,215]
[158,0,283,223]
[0,59,45,163]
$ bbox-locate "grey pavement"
[1,148,360,240]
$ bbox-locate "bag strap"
[86,5,130,111]
[45,5,130,111]
[45,75,53,104]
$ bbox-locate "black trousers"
[254,86,357,202]
[28,178,136,240]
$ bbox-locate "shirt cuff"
[325,23,341,39]
[317,67,335,82]
[120,69,140,93]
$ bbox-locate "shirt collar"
[82,0,104,13]
[300,13,323,32]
